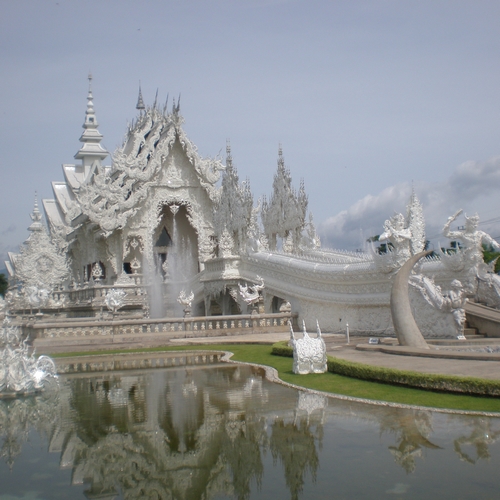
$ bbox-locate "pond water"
[1,361,500,499]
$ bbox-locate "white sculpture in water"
[0,319,58,396]
[289,320,327,375]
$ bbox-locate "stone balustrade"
[22,312,297,343]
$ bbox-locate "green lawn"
[53,343,500,413]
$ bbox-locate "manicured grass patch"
[52,344,500,412]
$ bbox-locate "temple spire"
[74,74,109,172]
[28,192,43,233]
[226,140,233,170]
[136,82,145,111]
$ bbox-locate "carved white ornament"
[14,225,70,290]
[443,209,500,277]
[289,320,327,374]
[213,145,254,256]
[177,290,194,308]
[375,191,426,272]
[261,147,308,253]
[105,288,127,314]
[410,275,467,337]
[0,319,58,394]
[238,276,265,305]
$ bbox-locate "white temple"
[5,77,500,342]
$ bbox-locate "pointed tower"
[28,192,44,234]
[74,74,109,175]
[136,83,145,111]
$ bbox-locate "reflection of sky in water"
[0,362,499,499]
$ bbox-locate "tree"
[482,244,500,273]
[0,273,7,297]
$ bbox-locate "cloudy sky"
[2,0,500,266]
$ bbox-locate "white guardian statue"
[443,210,500,270]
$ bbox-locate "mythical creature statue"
[411,276,467,338]
[105,288,127,314]
[379,213,412,266]
[289,320,327,374]
[24,286,51,311]
[443,209,500,272]
[375,191,426,271]
[238,276,265,306]
[177,290,194,309]
[0,319,58,395]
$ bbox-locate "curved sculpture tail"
[391,250,432,349]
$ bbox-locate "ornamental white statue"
[24,286,51,311]
[410,276,467,338]
[289,320,327,375]
[0,319,58,395]
[238,276,265,306]
[375,190,426,271]
[379,213,412,266]
[177,290,194,309]
[105,288,127,315]
[443,209,500,272]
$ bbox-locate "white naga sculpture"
[289,320,327,375]
[238,276,265,306]
[177,290,194,309]
[443,209,500,272]
[0,319,58,395]
[105,288,127,314]
[411,276,467,338]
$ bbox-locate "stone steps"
[465,301,500,338]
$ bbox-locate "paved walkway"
[170,332,500,381]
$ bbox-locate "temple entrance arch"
[153,203,200,282]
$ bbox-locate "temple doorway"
[153,203,199,283]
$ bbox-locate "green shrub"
[271,341,293,358]
[272,341,500,396]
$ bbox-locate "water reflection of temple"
[2,364,500,498]
[44,364,326,499]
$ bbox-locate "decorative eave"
[73,102,224,236]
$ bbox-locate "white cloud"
[319,156,500,250]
